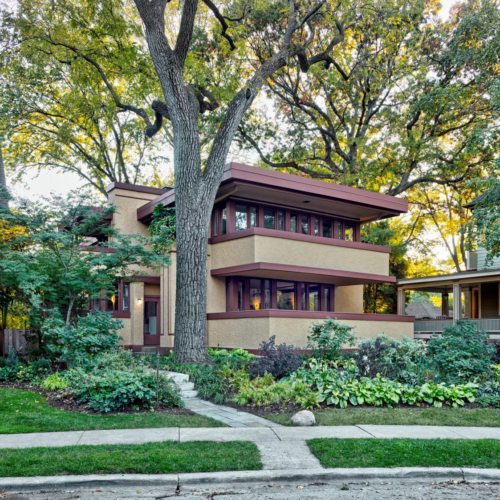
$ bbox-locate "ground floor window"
[227,277,334,312]
[89,281,131,317]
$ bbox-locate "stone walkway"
[183,397,282,428]
[3,425,500,471]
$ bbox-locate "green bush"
[307,318,357,361]
[42,310,123,366]
[42,372,69,390]
[356,334,427,385]
[64,367,182,412]
[0,347,22,382]
[476,395,500,408]
[209,347,256,370]
[427,321,495,384]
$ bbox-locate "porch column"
[442,292,449,317]
[452,283,461,321]
[397,288,405,316]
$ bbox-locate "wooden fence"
[1,329,29,356]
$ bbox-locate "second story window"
[264,209,275,229]
[301,215,309,234]
[278,211,285,230]
[345,223,354,242]
[323,220,332,238]
[236,204,247,231]
[290,214,298,233]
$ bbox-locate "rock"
[290,410,316,426]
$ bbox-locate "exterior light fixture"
[137,298,143,305]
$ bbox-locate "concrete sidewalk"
[3,425,500,471]
[3,425,500,450]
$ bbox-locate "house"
[405,302,441,320]
[397,192,500,340]
[105,162,413,353]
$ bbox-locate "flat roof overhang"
[397,268,500,291]
[137,163,408,223]
[211,262,396,286]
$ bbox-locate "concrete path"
[3,424,500,472]
[183,397,282,428]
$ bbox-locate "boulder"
[290,410,316,426]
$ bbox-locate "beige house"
[103,163,413,353]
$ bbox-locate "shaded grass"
[266,407,500,427]
[0,388,224,434]
[309,438,500,468]
[0,441,261,477]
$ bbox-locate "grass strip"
[309,438,500,468]
[0,441,261,477]
[266,407,500,427]
[0,388,224,434]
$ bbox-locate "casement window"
[344,223,354,242]
[228,277,334,313]
[290,214,298,233]
[322,219,332,238]
[235,204,248,231]
[90,281,131,317]
[264,209,275,229]
[277,211,285,231]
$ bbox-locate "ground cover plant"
[0,388,223,434]
[308,439,500,468]
[0,441,261,476]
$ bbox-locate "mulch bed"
[0,381,196,416]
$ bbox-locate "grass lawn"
[309,438,500,468]
[266,407,500,427]
[1,441,261,477]
[1,388,224,434]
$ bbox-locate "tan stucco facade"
[210,235,390,276]
[208,317,413,350]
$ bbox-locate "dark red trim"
[107,182,169,196]
[131,276,161,284]
[137,189,175,221]
[211,262,396,284]
[207,310,414,322]
[209,227,391,253]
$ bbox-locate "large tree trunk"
[0,146,8,210]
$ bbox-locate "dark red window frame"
[211,199,360,242]
[225,276,334,313]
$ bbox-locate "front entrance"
[144,296,161,346]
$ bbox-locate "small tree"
[307,318,357,361]
[1,193,167,328]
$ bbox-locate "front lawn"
[309,438,500,468]
[0,388,224,434]
[0,441,261,477]
[266,407,500,427]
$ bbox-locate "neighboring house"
[104,163,412,354]
[405,302,441,320]
[397,191,500,340]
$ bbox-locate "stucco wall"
[210,235,389,275]
[117,281,145,347]
[335,285,364,313]
[208,317,413,350]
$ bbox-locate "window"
[264,279,271,309]
[309,284,320,311]
[278,211,285,231]
[324,286,332,312]
[338,221,343,239]
[237,279,245,311]
[264,209,275,230]
[301,215,309,234]
[250,279,262,310]
[221,207,227,234]
[314,217,320,236]
[251,207,258,227]
[277,281,295,310]
[123,283,130,312]
[345,223,354,242]
[301,283,306,310]
[235,204,247,231]
[290,214,298,233]
[323,219,332,238]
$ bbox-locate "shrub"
[42,310,123,366]
[247,336,303,379]
[490,341,500,364]
[356,334,427,385]
[307,318,357,361]
[0,347,22,382]
[64,367,182,412]
[427,321,495,384]
[209,347,256,370]
[477,395,500,408]
[42,372,69,391]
